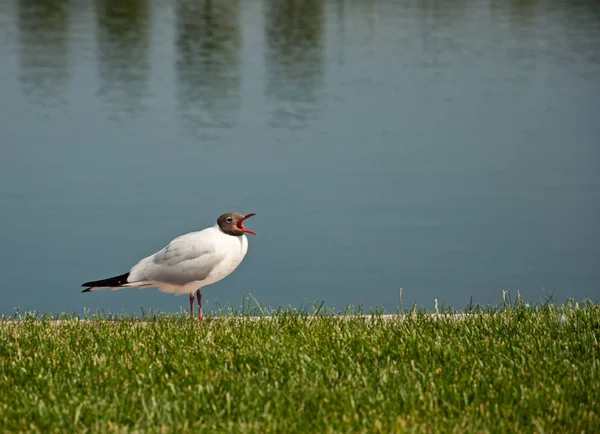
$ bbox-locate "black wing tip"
[80,272,130,290]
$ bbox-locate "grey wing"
[128,232,224,285]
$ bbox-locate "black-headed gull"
[81,212,257,320]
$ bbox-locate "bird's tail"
[81,272,130,293]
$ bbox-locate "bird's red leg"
[189,292,195,318]
[196,289,203,322]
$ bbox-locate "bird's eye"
[226,217,232,223]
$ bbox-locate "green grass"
[1,300,599,433]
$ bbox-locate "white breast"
[198,229,249,288]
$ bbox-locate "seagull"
[81,212,257,321]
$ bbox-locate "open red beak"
[237,213,257,236]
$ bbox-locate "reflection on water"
[417,0,469,61]
[175,0,241,131]
[95,0,151,117]
[264,0,325,128]
[17,0,70,107]
[1,0,600,315]
[506,0,540,26]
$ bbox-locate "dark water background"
[1,0,599,316]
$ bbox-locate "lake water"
[1,0,599,316]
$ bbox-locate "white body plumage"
[127,224,249,294]
[82,211,257,298]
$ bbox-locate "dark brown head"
[217,212,257,236]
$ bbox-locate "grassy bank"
[1,302,598,433]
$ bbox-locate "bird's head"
[217,212,257,236]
